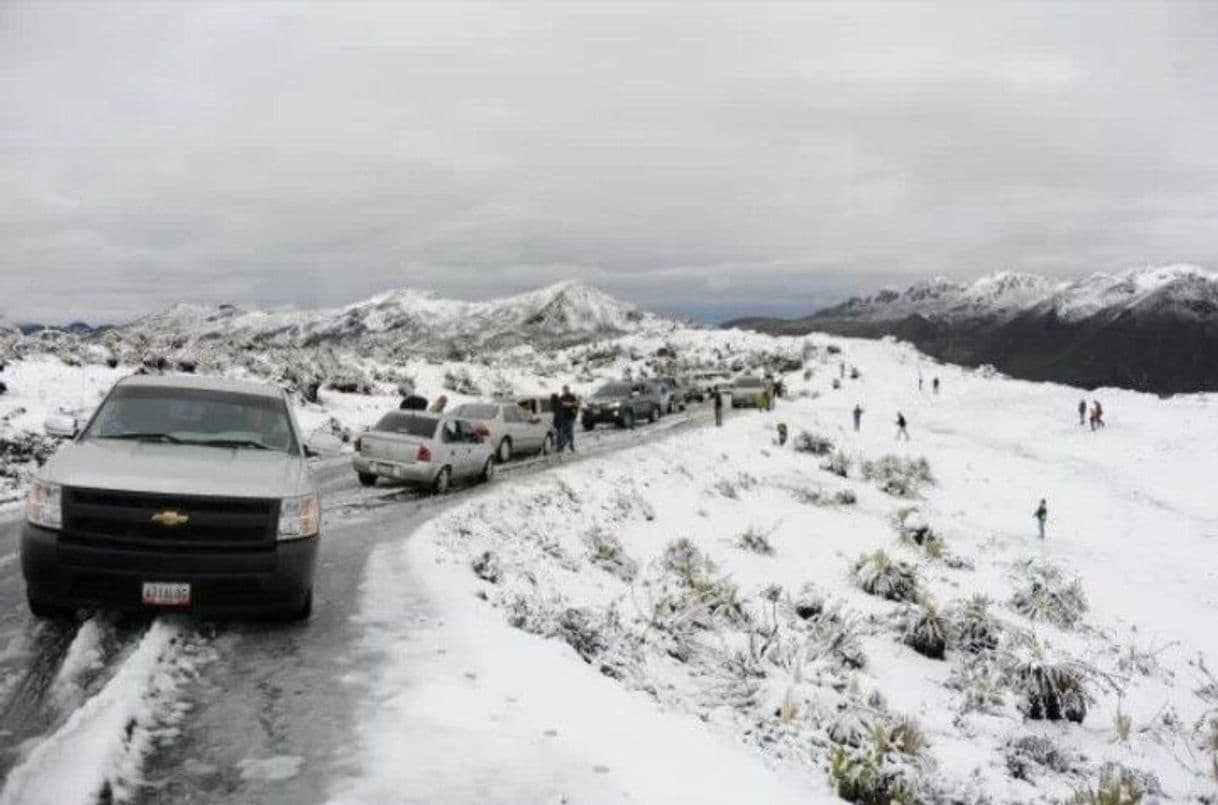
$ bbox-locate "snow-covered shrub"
[1070,763,1160,804]
[946,658,1008,713]
[1004,734,1073,782]
[949,595,1003,654]
[827,719,927,805]
[736,525,776,556]
[325,371,373,395]
[555,607,613,663]
[820,450,852,478]
[662,538,716,583]
[584,529,637,582]
[793,431,834,456]
[861,455,934,498]
[853,550,920,602]
[901,600,948,660]
[471,551,503,584]
[442,367,481,395]
[835,489,857,505]
[805,608,868,670]
[1010,562,1088,629]
[792,583,825,620]
[1010,652,1090,724]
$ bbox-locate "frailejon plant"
[1070,764,1148,805]
[827,718,928,805]
[1010,562,1088,629]
[902,600,949,660]
[861,455,934,498]
[1006,643,1091,724]
[820,450,852,478]
[950,595,1003,655]
[793,430,835,456]
[853,550,920,603]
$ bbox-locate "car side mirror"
[303,444,320,458]
[45,414,79,439]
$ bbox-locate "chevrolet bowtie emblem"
[151,510,190,527]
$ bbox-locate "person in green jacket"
[1034,499,1048,540]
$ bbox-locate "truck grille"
[61,487,278,552]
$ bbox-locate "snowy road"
[0,408,712,804]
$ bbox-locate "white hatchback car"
[353,411,495,492]
[452,402,555,463]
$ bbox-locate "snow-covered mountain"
[727,265,1218,394]
[116,280,660,354]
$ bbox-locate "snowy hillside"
[337,329,1218,803]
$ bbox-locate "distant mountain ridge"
[115,280,661,355]
[725,265,1218,394]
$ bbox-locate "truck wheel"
[649,405,659,423]
[27,596,75,621]
[289,589,313,622]
[357,472,377,487]
[433,467,452,495]
[622,410,635,429]
[582,419,594,432]
[496,438,512,464]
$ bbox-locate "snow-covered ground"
[3,318,1216,801]
[335,331,1218,801]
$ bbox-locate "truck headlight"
[278,493,320,540]
[27,480,63,530]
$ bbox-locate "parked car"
[728,375,766,408]
[22,374,319,621]
[684,370,731,402]
[653,377,687,413]
[353,411,494,492]
[452,402,554,463]
[516,395,557,431]
[581,381,663,430]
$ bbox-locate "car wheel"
[481,457,496,483]
[541,433,554,454]
[357,472,377,487]
[27,596,75,621]
[496,438,512,464]
[582,419,594,432]
[649,405,659,423]
[623,409,635,429]
[433,467,452,495]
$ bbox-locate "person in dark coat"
[713,385,724,427]
[558,386,580,452]
[550,392,568,451]
[896,412,910,441]
[400,393,428,411]
[1077,399,1086,426]
[852,404,863,432]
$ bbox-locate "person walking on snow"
[1091,400,1104,430]
[932,376,940,395]
[852,404,863,432]
[895,412,910,441]
[713,385,724,427]
[1034,499,1048,540]
[1077,399,1087,426]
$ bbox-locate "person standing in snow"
[1034,499,1048,540]
[1077,399,1087,426]
[852,404,863,432]
[757,386,771,412]
[1092,400,1104,429]
[932,376,940,395]
[550,392,568,452]
[559,385,580,451]
[918,374,924,392]
[713,385,724,427]
[896,412,909,441]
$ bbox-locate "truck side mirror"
[44,414,79,439]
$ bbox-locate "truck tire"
[357,472,377,487]
[649,405,659,423]
[27,596,75,621]
[582,419,594,432]
[622,409,635,429]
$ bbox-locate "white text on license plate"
[142,582,191,607]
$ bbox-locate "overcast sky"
[3,1,1217,324]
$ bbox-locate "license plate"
[142,582,191,607]
[374,462,392,474]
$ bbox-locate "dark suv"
[581,381,663,430]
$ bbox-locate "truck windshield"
[85,385,298,453]
[594,384,630,398]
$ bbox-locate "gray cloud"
[3,0,1217,324]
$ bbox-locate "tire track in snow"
[0,619,214,805]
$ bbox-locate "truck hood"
[41,439,314,499]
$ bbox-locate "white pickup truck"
[23,374,320,621]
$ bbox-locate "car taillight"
[474,424,490,442]
[417,445,432,462]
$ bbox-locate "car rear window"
[594,384,630,398]
[373,412,438,437]
[453,404,499,420]
[736,377,763,387]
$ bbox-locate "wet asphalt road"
[0,408,710,804]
